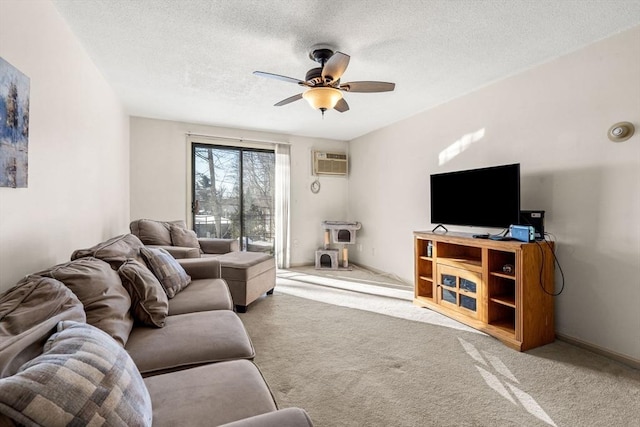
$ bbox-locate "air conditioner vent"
[313,151,348,176]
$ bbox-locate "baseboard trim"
[287,262,412,288]
[287,262,314,268]
[556,333,639,370]
[347,262,412,287]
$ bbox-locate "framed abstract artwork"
[0,57,30,188]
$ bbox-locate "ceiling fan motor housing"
[305,67,323,86]
[309,48,334,65]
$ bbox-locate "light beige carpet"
[237,268,640,427]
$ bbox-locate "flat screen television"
[430,163,520,229]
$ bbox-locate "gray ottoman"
[217,252,276,312]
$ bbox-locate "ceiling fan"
[254,45,395,117]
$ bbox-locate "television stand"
[414,230,555,351]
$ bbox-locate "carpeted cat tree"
[315,221,361,270]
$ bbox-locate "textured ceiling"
[52,0,640,141]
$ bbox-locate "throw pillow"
[118,259,169,327]
[0,277,85,378]
[140,247,191,298]
[168,219,188,229]
[136,219,172,246]
[170,224,201,250]
[24,257,134,347]
[71,234,146,269]
[0,321,152,427]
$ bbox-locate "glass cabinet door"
[436,264,482,319]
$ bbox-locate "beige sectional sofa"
[129,219,277,313]
[0,234,312,426]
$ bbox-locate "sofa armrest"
[198,238,239,254]
[177,258,222,279]
[147,245,200,259]
[218,408,313,427]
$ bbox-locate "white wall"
[348,27,640,361]
[0,0,129,291]
[129,117,348,266]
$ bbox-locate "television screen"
[430,163,520,229]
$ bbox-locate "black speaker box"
[520,210,545,240]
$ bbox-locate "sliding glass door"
[192,144,275,254]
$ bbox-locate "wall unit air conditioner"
[313,151,348,176]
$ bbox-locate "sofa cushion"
[168,278,233,315]
[125,310,255,376]
[0,278,85,378]
[169,224,201,250]
[136,219,173,246]
[0,321,152,427]
[144,360,276,427]
[71,233,146,269]
[28,257,134,346]
[118,259,169,327]
[141,247,191,298]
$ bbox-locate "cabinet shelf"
[490,295,516,308]
[490,271,516,280]
[438,257,482,273]
[414,231,555,351]
[487,319,516,335]
[415,238,434,300]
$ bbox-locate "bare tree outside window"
[192,144,275,254]
[243,150,275,252]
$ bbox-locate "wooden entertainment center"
[414,231,555,351]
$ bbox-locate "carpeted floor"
[237,267,640,427]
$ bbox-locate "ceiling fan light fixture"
[302,87,343,111]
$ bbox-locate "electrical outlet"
[371,247,375,256]
[357,244,362,252]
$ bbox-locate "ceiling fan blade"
[334,98,350,113]
[253,71,307,86]
[322,52,350,83]
[340,81,395,93]
[274,93,303,107]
